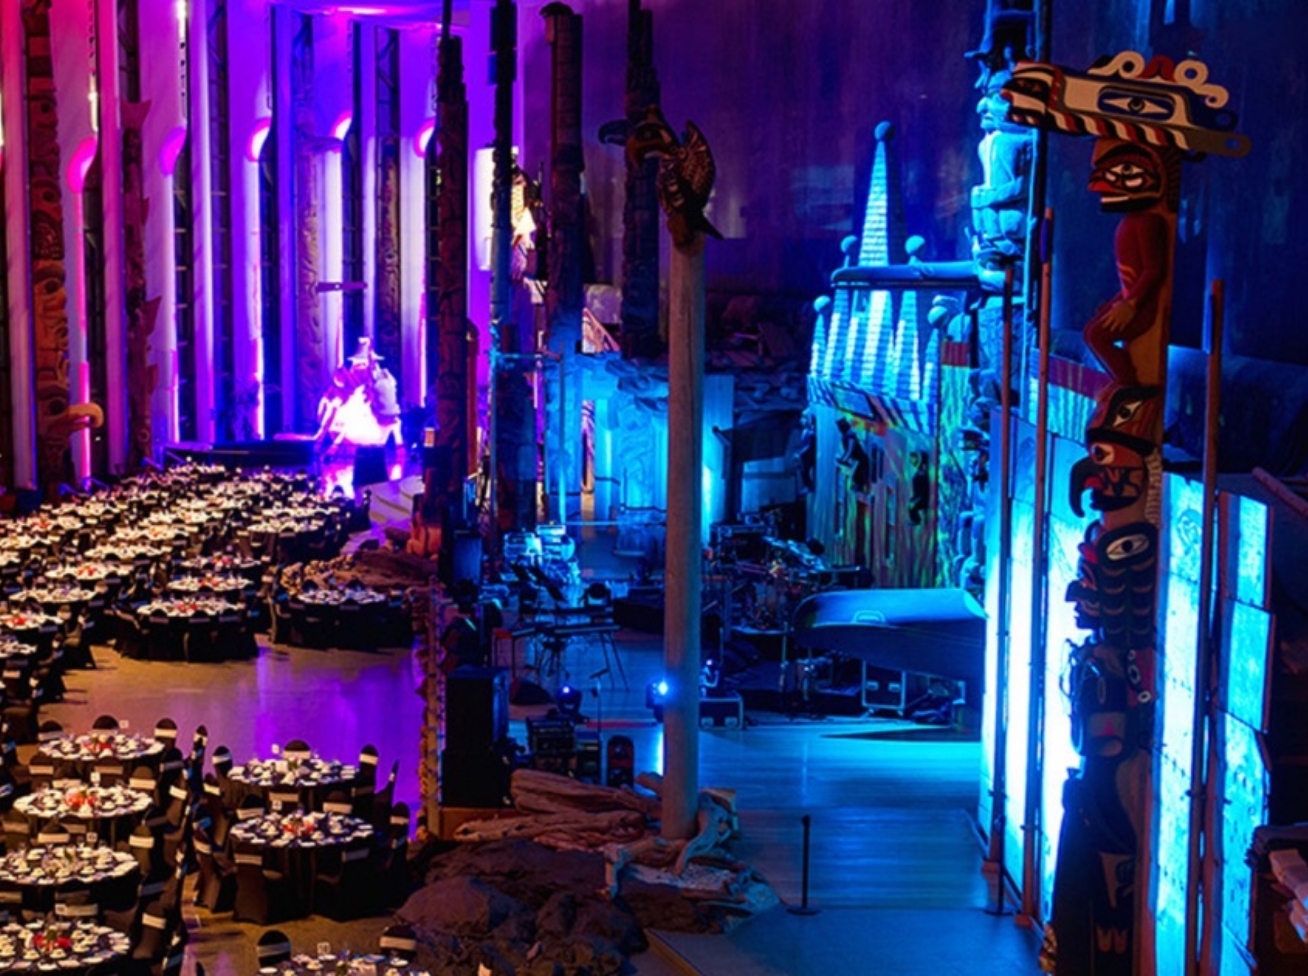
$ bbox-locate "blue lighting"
[657,680,669,697]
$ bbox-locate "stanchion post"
[788,813,821,916]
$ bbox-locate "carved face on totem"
[1093,521,1159,650]
[1069,385,1161,518]
[1088,138,1180,213]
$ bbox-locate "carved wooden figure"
[1002,51,1247,975]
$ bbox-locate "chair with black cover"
[312,833,374,920]
[256,928,293,967]
[94,755,126,787]
[114,606,146,658]
[378,923,419,964]
[127,823,166,884]
[129,767,160,808]
[183,611,217,662]
[26,752,55,791]
[231,842,294,925]
[157,747,186,801]
[53,886,100,923]
[375,801,411,909]
[235,792,266,823]
[151,927,188,976]
[127,901,179,973]
[0,768,17,814]
[152,717,178,747]
[369,761,398,835]
[1,809,29,853]
[92,713,119,732]
[35,819,70,847]
[2,682,43,745]
[192,824,236,913]
[351,747,378,821]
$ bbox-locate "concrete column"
[0,1,37,489]
[96,0,128,471]
[228,0,271,438]
[138,0,186,450]
[273,8,297,427]
[662,238,704,840]
[50,0,97,482]
[358,25,377,343]
[315,13,352,378]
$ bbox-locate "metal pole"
[986,265,1017,914]
[1183,279,1223,976]
[1020,208,1054,924]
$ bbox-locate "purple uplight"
[247,116,273,163]
[414,117,436,158]
[159,125,188,177]
[65,136,99,193]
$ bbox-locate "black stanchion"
[788,813,820,916]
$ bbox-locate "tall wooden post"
[627,108,720,840]
[543,3,584,526]
[662,236,705,839]
[434,0,470,519]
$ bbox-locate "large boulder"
[425,840,607,907]
[398,876,533,939]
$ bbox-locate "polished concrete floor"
[42,599,1041,974]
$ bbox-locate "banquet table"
[164,573,247,600]
[38,733,165,779]
[0,920,130,974]
[135,597,247,662]
[229,758,357,811]
[261,955,431,975]
[83,542,169,565]
[231,812,374,917]
[14,786,152,844]
[0,844,139,917]
[41,563,125,587]
[6,587,96,623]
[0,612,61,648]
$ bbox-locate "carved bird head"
[625,106,679,167]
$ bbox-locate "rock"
[426,840,607,907]
[534,892,578,944]
[618,878,721,934]
[573,898,647,956]
[399,876,533,938]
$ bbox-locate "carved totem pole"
[627,107,720,840]
[1001,52,1247,974]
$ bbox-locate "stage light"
[556,684,583,720]
[645,679,669,721]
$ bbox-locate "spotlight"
[645,678,670,721]
[556,684,583,720]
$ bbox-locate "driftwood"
[511,769,661,819]
[454,808,645,844]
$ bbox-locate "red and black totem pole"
[1002,52,1248,974]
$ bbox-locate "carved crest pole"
[543,3,584,527]
[628,109,721,840]
[1002,52,1247,974]
[434,0,470,523]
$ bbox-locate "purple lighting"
[159,125,188,177]
[65,135,98,193]
[246,116,272,163]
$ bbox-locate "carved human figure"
[835,418,871,495]
[972,68,1035,291]
[1081,139,1181,386]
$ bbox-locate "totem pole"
[627,107,720,840]
[543,3,585,526]
[23,0,103,493]
[433,0,471,531]
[1001,52,1247,974]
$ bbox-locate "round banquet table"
[261,955,431,975]
[229,758,357,812]
[0,613,61,651]
[41,563,126,588]
[164,573,246,601]
[230,812,374,918]
[14,786,152,846]
[0,919,130,973]
[0,844,139,918]
[37,733,165,779]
